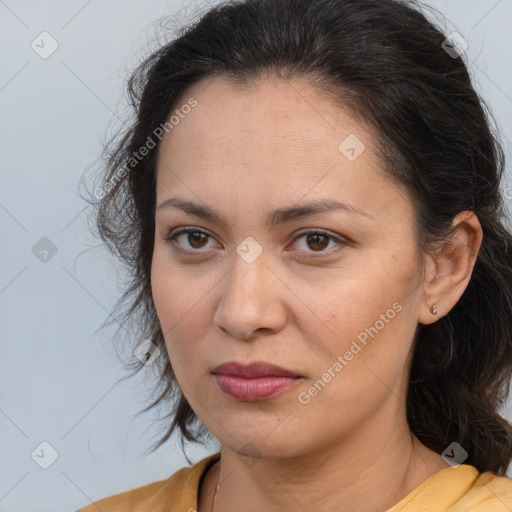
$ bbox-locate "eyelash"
[163,227,348,258]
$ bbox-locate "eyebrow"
[156,196,372,227]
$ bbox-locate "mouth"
[212,361,303,402]
[212,361,302,378]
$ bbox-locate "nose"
[213,247,287,341]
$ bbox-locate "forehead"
[155,75,412,224]
[162,75,369,151]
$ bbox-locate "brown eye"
[187,231,209,249]
[291,229,346,256]
[305,233,330,251]
[164,228,215,252]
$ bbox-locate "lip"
[212,361,303,402]
[213,361,301,378]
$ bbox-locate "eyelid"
[164,226,349,255]
[289,228,348,257]
[292,227,348,243]
[164,226,219,253]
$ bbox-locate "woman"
[77,0,512,510]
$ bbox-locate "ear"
[418,211,483,325]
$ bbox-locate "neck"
[202,412,447,512]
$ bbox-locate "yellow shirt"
[76,452,512,511]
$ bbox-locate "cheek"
[319,269,403,333]
[314,257,419,375]
[150,248,216,371]
[150,250,176,333]
[151,246,203,328]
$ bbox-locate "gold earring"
[431,304,438,316]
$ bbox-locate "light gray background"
[1,1,511,511]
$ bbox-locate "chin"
[226,433,307,461]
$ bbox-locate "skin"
[151,75,483,512]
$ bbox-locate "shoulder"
[75,452,220,512]
[458,470,512,510]
[387,464,512,511]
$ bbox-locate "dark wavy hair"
[84,0,512,474]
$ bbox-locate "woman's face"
[151,76,427,458]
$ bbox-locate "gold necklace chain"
[211,462,221,512]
